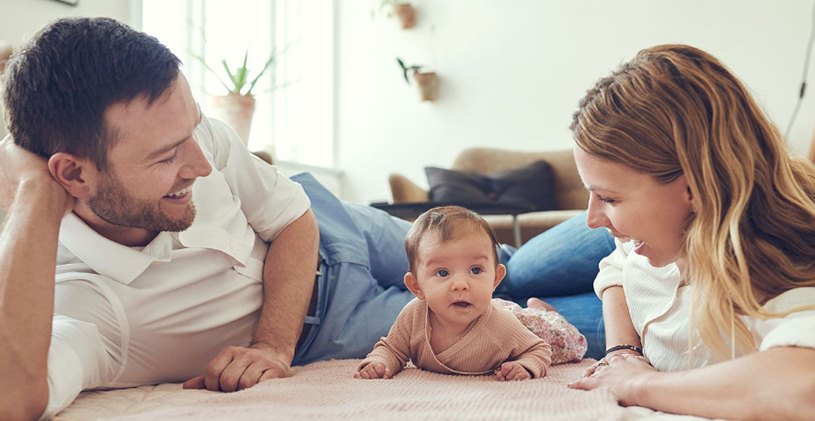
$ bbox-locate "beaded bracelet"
[605,344,643,356]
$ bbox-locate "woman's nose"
[586,196,610,229]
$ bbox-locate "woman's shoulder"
[762,287,815,313]
[755,288,815,352]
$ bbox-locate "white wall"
[2,1,814,207]
[0,0,133,139]
[336,0,815,204]
[0,0,132,44]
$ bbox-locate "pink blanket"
[107,359,630,420]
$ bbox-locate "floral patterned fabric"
[494,299,588,364]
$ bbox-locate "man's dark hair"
[2,17,181,170]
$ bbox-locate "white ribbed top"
[595,240,815,372]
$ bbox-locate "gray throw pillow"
[424,160,556,211]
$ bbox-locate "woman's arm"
[573,346,815,421]
[580,285,644,377]
[601,286,641,351]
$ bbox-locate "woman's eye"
[470,267,482,275]
[597,194,616,204]
[436,269,449,277]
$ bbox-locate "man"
[0,17,414,420]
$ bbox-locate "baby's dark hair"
[405,205,500,272]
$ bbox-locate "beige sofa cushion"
[386,147,586,244]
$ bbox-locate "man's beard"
[87,172,196,233]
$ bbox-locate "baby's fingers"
[373,363,392,379]
[355,363,390,379]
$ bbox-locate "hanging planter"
[397,57,439,102]
[413,71,439,101]
[378,1,417,29]
[393,3,416,29]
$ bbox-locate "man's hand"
[182,344,294,392]
[354,362,391,379]
[0,135,73,213]
[494,362,533,381]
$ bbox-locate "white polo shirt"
[595,239,815,372]
[43,116,310,418]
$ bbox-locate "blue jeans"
[291,173,414,365]
[501,212,616,359]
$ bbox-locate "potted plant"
[380,0,416,29]
[397,57,439,101]
[197,49,276,144]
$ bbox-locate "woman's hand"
[569,352,657,406]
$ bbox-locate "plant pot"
[393,3,416,29]
[211,93,256,144]
[413,72,439,101]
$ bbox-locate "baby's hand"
[354,362,392,379]
[494,362,532,381]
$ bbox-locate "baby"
[356,205,581,381]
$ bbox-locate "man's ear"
[493,263,507,290]
[404,272,424,299]
[47,152,96,199]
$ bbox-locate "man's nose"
[179,139,212,179]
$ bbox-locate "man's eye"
[158,152,178,165]
[158,155,177,164]
[470,267,483,275]
[436,269,449,277]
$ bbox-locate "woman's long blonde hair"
[571,44,815,358]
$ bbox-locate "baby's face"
[412,228,503,329]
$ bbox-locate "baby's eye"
[470,266,483,275]
[436,269,449,277]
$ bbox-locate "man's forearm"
[0,180,68,418]
[601,286,641,351]
[253,209,319,363]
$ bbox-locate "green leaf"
[190,52,233,93]
[246,54,277,95]
[190,42,296,96]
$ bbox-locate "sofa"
[387,147,587,245]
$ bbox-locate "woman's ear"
[404,272,424,299]
[47,152,96,199]
[679,174,695,209]
[493,263,507,290]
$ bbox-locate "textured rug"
[55,359,711,421]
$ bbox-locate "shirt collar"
[59,213,174,285]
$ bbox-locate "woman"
[566,44,815,420]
